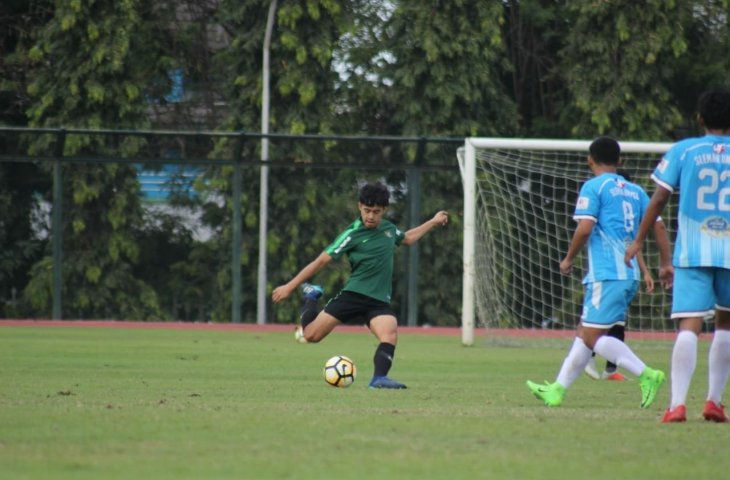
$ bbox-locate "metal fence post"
[231,132,244,323]
[52,129,66,320]
[405,138,425,327]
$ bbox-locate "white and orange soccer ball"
[323,355,357,388]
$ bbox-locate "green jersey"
[324,218,406,303]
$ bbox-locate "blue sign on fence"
[136,164,200,202]
[164,68,185,103]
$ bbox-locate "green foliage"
[3,0,730,323]
[403,162,463,326]
[335,0,517,137]
[669,0,730,131]
[559,0,687,139]
[499,0,567,136]
[384,0,517,137]
[22,0,172,319]
[184,161,244,322]
[0,161,49,317]
[216,0,350,133]
[204,0,358,321]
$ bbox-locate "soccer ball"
[323,355,357,388]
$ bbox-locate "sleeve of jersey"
[650,146,681,193]
[324,226,356,260]
[394,226,405,246]
[573,182,598,222]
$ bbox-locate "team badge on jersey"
[701,217,730,237]
[576,197,589,209]
[656,159,669,173]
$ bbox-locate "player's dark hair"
[359,182,390,207]
[589,136,620,165]
[698,88,730,130]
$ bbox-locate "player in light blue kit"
[527,136,666,408]
[583,169,672,382]
[626,88,730,423]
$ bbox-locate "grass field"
[1,324,727,480]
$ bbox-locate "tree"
[558,0,688,140]
[0,1,53,316]
[668,0,730,136]
[22,0,171,319]
[183,0,360,322]
[8,0,727,325]
[501,0,569,137]
[329,1,520,325]
[339,0,517,137]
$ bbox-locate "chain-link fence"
[0,127,463,325]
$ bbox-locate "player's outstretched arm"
[271,252,332,303]
[402,210,449,245]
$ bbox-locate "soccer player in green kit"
[272,182,449,389]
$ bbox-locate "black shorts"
[323,290,396,326]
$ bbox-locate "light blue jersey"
[574,173,649,283]
[652,135,730,268]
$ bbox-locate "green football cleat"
[526,380,565,407]
[639,367,666,409]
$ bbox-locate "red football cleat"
[702,401,729,423]
[662,405,687,423]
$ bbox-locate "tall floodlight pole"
[257,0,277,324]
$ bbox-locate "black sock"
[605,325,626,372]
[373,342,396,378]
[299,298,319,329]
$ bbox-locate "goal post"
[459,138,674,346]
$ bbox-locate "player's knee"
[678,317,704,334]
[369,315,398,344]
[377,331,398,345]
[303,326,329,343]
[303,330,323,343]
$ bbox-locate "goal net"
[459,138,675,345]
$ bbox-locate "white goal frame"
[459,138,673,346]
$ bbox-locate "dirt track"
[0,319,681,341]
